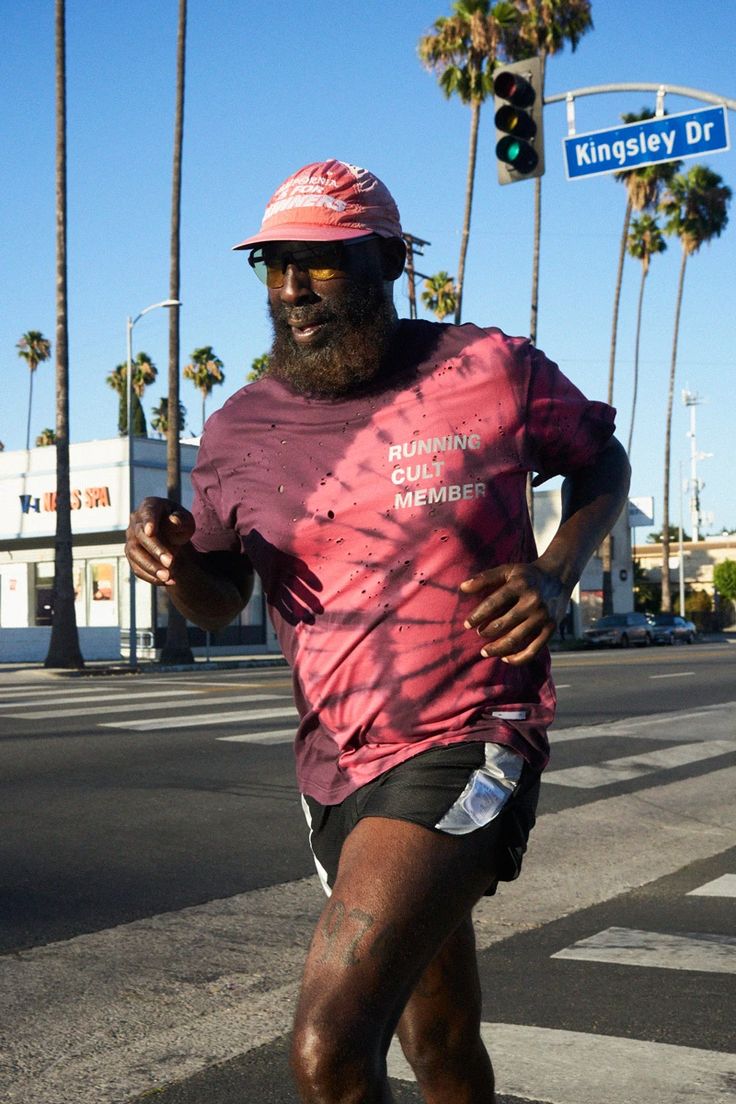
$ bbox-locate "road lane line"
[649,671,695,679]
[551,926,736,974]
[687,874,736,897]
[0,689,201,712]
[6,692,290,721]
[544,739,736,788]
[388,1023,736,1104]
[100,705,299,730]
[218,729,295,744]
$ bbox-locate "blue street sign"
[563,105,729,181]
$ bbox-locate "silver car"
[647,613,697,645]
[584,612,653,648]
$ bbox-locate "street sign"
[628,496,654,527]
[563,106,729,181]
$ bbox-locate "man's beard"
[267,282,397,399]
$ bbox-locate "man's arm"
[125,497,254,632]
[460,436,631,664]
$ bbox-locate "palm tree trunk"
[609,197,632,406]
[45,0,83,669]
[627,266,647,455]
[600,197,633,616]
[454,98,481,325]
[26,368,35,451]
[661,249,688,613]
[161,0,193,666]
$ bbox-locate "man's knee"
[399,1007,483,1083]
[290,1007,386,1103]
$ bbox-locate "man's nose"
[277,264,317,305]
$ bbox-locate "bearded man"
[125,159,631,1104]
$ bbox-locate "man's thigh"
[294,813,507,1037]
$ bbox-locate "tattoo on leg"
[343,908,374,966]
[318,901,377,966]
[318,900,346,963]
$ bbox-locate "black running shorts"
[301,741,541,897]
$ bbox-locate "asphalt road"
[1,642,734,1104]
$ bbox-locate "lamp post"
[126,299,181,668]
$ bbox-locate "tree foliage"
[421,272,458,320]
[248,353,271,382]
[713,560,736,604]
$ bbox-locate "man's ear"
[380,237,407,281]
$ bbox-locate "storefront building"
[0,437,274,661]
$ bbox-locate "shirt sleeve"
[524,346,616,480]
[190,429,241,554]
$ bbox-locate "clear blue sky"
[2,0,734,538]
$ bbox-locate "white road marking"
[549,704,735,744]
[544,739,736,788]
[687,874,736,897]
[6,693,289,721]
[0,689,200,712]
[552,926,736,974]
[218,729,295,744]
[388,1023,736,1104]
[100,705,299,731]
[649,671,695,679]
[554,683,571,688]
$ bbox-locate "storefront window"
[33,562,55,626]
[88,560,117,626]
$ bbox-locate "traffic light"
[493,57,545,185]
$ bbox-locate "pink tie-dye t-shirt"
[191,322,615,803]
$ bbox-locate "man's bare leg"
[289,816,500,1104]
[397,916,495,1103]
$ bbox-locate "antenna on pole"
[682,388,712,542]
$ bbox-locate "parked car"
[647,613,697,645]
[583,612,653,648]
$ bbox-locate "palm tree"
[609,112,681,407]
[419,0,520,324]
[106,353,157,436]
[421,271,458,320]
[600,110,680,615]
[35,428,57,447]
[17,331,52,450]
[625,214,666,455]
[183,346,225,431]
[248,353,271,383]
[658,164,731,611]
[45,0,83,669]
[161,0,192,666]
[513,0,593,343]
[151,397,187,438]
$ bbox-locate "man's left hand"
[460,563,569,665]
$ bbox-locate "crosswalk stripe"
[0,688,200,712]
[687,874,736,897]
[100,705,299,731]
[551,925,736,974]
[544,738,736,788]
[5,692,290,721]
[388,1023,736,1104]
[218,729,295,744]
[550,704,735,744]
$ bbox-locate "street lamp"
[126,299,181,668]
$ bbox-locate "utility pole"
[682,389,711,542]
[402,233,431,319]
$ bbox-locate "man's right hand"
[125,497,196,587]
